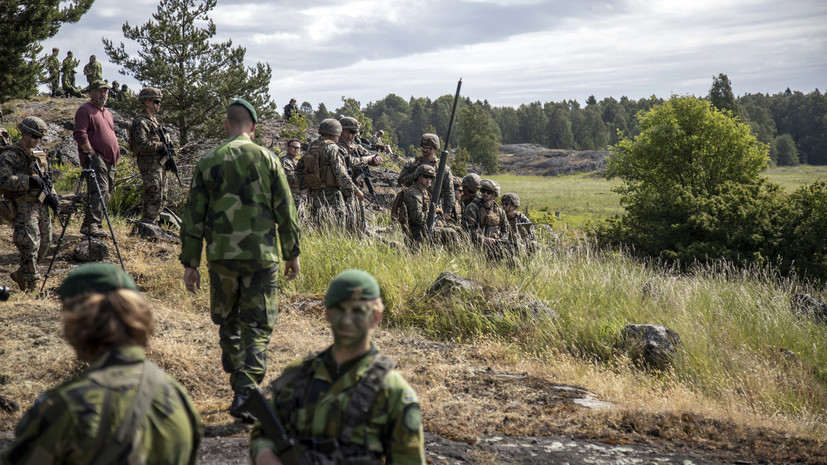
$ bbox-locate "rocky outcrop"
[498,144,608,176]
[618,324,681,370]
[790,293,827,324]
[73,237,110,261]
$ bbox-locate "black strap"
[340,355,395,443]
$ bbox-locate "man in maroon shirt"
[73,79,121,238]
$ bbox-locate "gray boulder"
[618,324,681,370]
[790,293,827,324]
[73,237,110,261]
[428,271,482,297]
[129,221,180,243]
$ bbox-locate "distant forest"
[308,84,826,166]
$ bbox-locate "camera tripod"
[41,153,125,293]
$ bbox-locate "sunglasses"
[348,129,359,135]
[423,175,435,180]
[454,187,463,191]
[288,145,301,149]
[480,188,494,195]
[30,134,43,140]
[152,99,162,104]
[501,201,512,206]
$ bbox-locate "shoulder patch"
[403,403,421,432]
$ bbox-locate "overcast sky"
[44,0,826,111]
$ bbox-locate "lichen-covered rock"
[618,324,681,370]
[73,237,109,261]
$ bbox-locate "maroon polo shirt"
[73,102,120,166]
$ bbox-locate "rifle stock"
[240,389,311,465]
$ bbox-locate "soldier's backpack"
[390,187,409,232]
[301,139,338,189]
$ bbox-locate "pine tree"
[709,73,742,117]
[102,0,274,143]
[0,0,94,101]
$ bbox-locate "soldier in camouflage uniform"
[60,51,83,98]
[250,269,425,465]
[462,179,512,254]
[460,173,481,210]
[403,164,435,244]
[337,116,382,234]
[82,55,102,86]
[280,139,306,221]
[0,117,59,292]
[180,99,301,422]
[0,263,203,465]
[129,87,166,224]
[297,118,362,229]
[398,133,454,215]
[44,48,61,97]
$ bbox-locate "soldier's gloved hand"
[46,193,60,212]
[28,176,45,190]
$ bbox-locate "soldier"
[462,179,511,249]
[82,55,102,86]
[460,173,481,210]
[0,117,59,292]
[403,164,435,244]
[0,263,203,464]
[337,116,382,233]
[445,175,464,226]
[121,83,135,100]
[44,47,61,97]
[398,133,454,215]
[371,129,393,154]
[297,118,363,228]
[60,51,83,98]
[110,80,121,101]
[74,79,120,238]
[280,139,306,221]
[180,99,301,422]
[283,98,298,120]
[129,87,166,225]
[250,269,425,465]
[501,192,538,253]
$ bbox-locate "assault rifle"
[353,164,376,205]
[154,126,183,187]
[239,389,312,465]
[30,152,61,223]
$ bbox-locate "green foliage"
[450,147,470,177]
[102,0,275,144]
[0,0,93,101]
[459,103,500,174]
[775,180,827,280]
[773,133,800,166]
[708,73,742,117]
[280,113,311,142]
[335,97,374,135]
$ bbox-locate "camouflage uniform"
[337,138,372,233]
[129,110,165,224]
[280,155,306,221]
[0,142,54,291]
[398,157,454,214]
[0,346,203,465]
[180,134,300,393]
[83,59,102,84]
[509,211,536,244]
[61,55,82,97]
[45,51,61,97]
[462,198,511,244]
[298,137,356,228]
[403,181,430,244]
[250,345,425,465]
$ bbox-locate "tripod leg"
[89,168,126,270]
[40,168,89,293]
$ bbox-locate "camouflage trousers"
[290,189,307,224]
[207,260,279,393]
[307,187,348,229]
[137,155,165,224]
[12,200,52,282]
[82,155,115,229]
[61,76,83,98]
[345,195,368,235]
[49,77,60,97]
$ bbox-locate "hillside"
[498,144,608,176]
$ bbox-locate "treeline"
[305,81,826,167]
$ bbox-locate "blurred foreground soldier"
[44,48,61,97]
[460,173,481,209]
[280,139,306,221]
[74,80,119,238]
[250,269,425,465]
[338,116,382,233]
[180,99,301,421]
[283,98,298,120]
[298,118,362,227]
[501,193,538,253]
[462,179,511,249]
[0,117,59,292]
[129,87,166,224]
[0,263,203,464]
[60,51,83,98]
[398,133,454,214]
[82,55,102,85]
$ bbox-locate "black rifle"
[427,78,463,227]
[154,126,183,187]
[239,389,312,465]
[353,164,376,205]
[30,154,61,223]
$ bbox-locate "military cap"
[138,87,163,101]
[325,269,381,308]
[319,118,342,136]
[87,80,110,91]
[462,173,481,190]
[414,164,436,179]
[339,116,361,130]
[230,98,258,123]
[480,179,500,197]
[501,193,520,207]
[420,133,440,149]
[59,263,138,300]
[18,116,47,138]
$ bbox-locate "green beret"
[324,269,380,308]
[230,98,258,123]
[59,263,138,300]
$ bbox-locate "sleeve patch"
[403,403,421,432]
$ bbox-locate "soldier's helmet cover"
[452,176,462,187]
[462,173,481,190]
[19,116,47,137]
[138,87,163,101]
[414,164,436,179]
[339,116,361,130]
[501,193,520,207]
[319,118,342,136]
[420,133,440,149]
[480,179,500,197]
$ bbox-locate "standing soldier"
[280,139,306,221]
[44,48,61,97]
[82,55,102,86]
[129,87,166,225]
[403,164,435,244]
[0,117,59,292]
[398,133,454,215]
[60,51,83,97]
[250,269,425,465]
[180,99,300,422]
[297,118,363,228]
[462,179,511,250]
[337,116,382,233]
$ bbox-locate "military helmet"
[319,118,342,136]
[480,179,500,197]
[414,164,436,180]
[501,193,520,207]
[339,116,360,130]
[462,173,481,191]
[420,133,440,149]
[138,87,163,101]
[452,176,462,187]
[19,116,47,138]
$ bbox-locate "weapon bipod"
[41,155,125,293]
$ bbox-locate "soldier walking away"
[280,139,306,222]
[250,269,425,465]
[0,263,203,464]
[44,47,61,97]
[129,87,166,225]
[82,55,102,86]
[0,117,60,292]
[180,99,301,422]
[398,133,455,215]
[74,80,120,238]
[60,51,83,98]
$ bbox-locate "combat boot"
[229,391,255,424]
[9,270,25,291]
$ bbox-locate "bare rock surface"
[498,144,608,176]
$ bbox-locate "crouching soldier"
[501,192,539,254]
[462,179,512,258]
